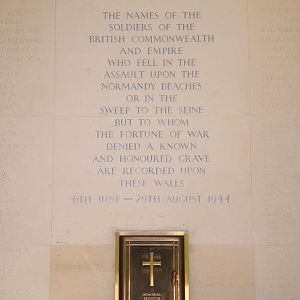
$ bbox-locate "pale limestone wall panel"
[0,0,55,116]
[50,245,255,300]
[190,245,255,300]
[251,117,300,245]
[0,246,50,300]
[255,246,300,300]
[55,0,249,116]
[50,245,114,300]
[0,117,53,245]
[249,1,300,299]
[52,116,252,245]
[249,0,300,115]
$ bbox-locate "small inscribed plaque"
[115,231,189,300]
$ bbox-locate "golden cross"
[142,251,161,287]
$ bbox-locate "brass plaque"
[115,231,189,300]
